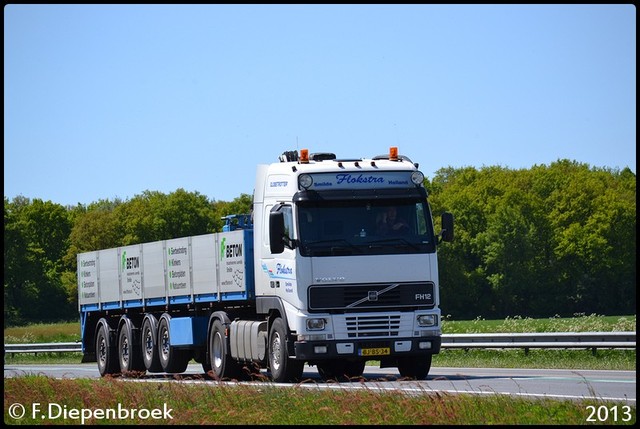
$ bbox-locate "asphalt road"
[4,363,636,404]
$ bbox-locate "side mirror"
[440,212,454,243]
[269,210,285,254]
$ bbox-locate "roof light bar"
[300,149,309,164]
[390,146,399,161]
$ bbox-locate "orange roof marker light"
[300,149,310,164]
[389,146,399,161]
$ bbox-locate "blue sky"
[4,4,636,207]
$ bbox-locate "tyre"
[157,316,190,374]
[268,317,304,383]
[141,316,163,373]
[397,354,432,380]
[118,321,145,373]
[344,360,366,378]
[317,360,365,381]
[96,322,119,377]
[208,319,241,380]
[317,361,347,381]
[201,360,213,378]
[195,347,212,378]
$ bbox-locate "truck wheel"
[194,348,212,378]
[201,360,212,378]
[208,319,241,380]
[345,360,366,378]
[317,361,347,381]
[157,316,190,373]
[268,318,304,383]
[96,323,119,377]
[118,322,145,373]
[141,317,163,373]
[317,360,364,380]
[397,354,432,380]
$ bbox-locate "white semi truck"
[78,147,453,382]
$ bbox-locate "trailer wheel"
[268,317,304,383]
[397,354,432,380]
[118,322,145,373]
[157,316,190,373]
[141,317,162,373]
[96,322,119,377]
[208,319,241,380]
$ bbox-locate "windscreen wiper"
[303,238,362,255]
[367,237,421,251]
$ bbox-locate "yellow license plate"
[360,347,390,356]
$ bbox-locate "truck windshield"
[296,199,436,257]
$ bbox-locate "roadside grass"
[433,348,635,370]
[440,313,636,333]
[4,375,635,425]
[4,321,81,343]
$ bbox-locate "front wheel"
[397,354,432,380]
[208,319,241,380]
[268,318,304,383]
[317,361,346,381]
[345,360,366,378]
[317,360,366,381]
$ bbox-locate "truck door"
[262,204,297,301]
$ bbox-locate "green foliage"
[112,189,217,245]
[429,161,636,319]
[213,193,253,230]
[4,197,74,326]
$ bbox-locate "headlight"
[417,314,437,327]
[306,318,326,331]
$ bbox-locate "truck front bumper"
[293,335,441,360]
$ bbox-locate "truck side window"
[282,205,293,241]
[415,202,428,235]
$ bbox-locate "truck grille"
[308,281,434,312]
[332,312,415,339]
[345,314,401,338]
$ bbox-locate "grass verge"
[4,375,636,425]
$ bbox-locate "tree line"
[4,160,636,326]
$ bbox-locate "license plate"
[360,347,390,356]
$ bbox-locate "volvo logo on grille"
[347,283,400,308]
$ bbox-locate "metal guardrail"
[4,332,636,356]
[4,342,82,354]
[440,331,636,355]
